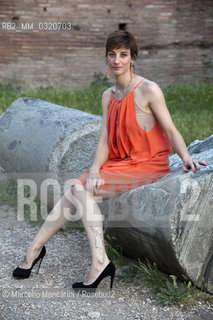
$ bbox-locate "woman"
[12,30,208,292]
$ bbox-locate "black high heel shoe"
[12,246,46,279]
[72,261,116,293]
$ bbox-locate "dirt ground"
[0,168,212,320]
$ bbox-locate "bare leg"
[18,182,123,286]
[71,184,123,285]
[19,188,76,269]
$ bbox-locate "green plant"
[105,234,131,267]
[134,259,166,290]
[134,258,213,306]
[115,263,140,283]
[104,234,143,283]
[154,274,188,305]
[90,72,111,86]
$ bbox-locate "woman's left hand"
[182,157,209,173]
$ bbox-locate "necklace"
[114,78,132,100]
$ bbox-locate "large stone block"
[0,97,102,204]
[104,135,213,293]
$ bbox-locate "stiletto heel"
[12,246,46,279]
[110,269,115,290]
[35,256,44,274]
[72,261,116,293]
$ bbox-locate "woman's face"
[107,47,133,77]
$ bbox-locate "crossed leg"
[17,182,124,285]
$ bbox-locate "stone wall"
[0,0,212,88]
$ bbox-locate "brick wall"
[0,0,212,89]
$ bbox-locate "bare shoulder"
[102,87,113,104]
[138,78,163,97]
[100,87,113,117]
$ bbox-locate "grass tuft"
[105,236,213,306]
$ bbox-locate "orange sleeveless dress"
[70,78,172,197]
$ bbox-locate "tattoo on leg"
[21,255,29,266]
[89,226,105,249]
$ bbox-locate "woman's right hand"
[85,169,104,195]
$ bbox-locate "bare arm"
[146,81,208,172]
[90,89,110,172]
[85,89,111,194]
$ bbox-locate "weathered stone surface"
[104,135,213,293]
[0,97,102,175]
[0,97,102,202]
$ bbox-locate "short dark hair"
[105,30,138,61]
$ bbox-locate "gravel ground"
[0,169,212,320]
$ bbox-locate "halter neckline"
[111,78,145,102]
